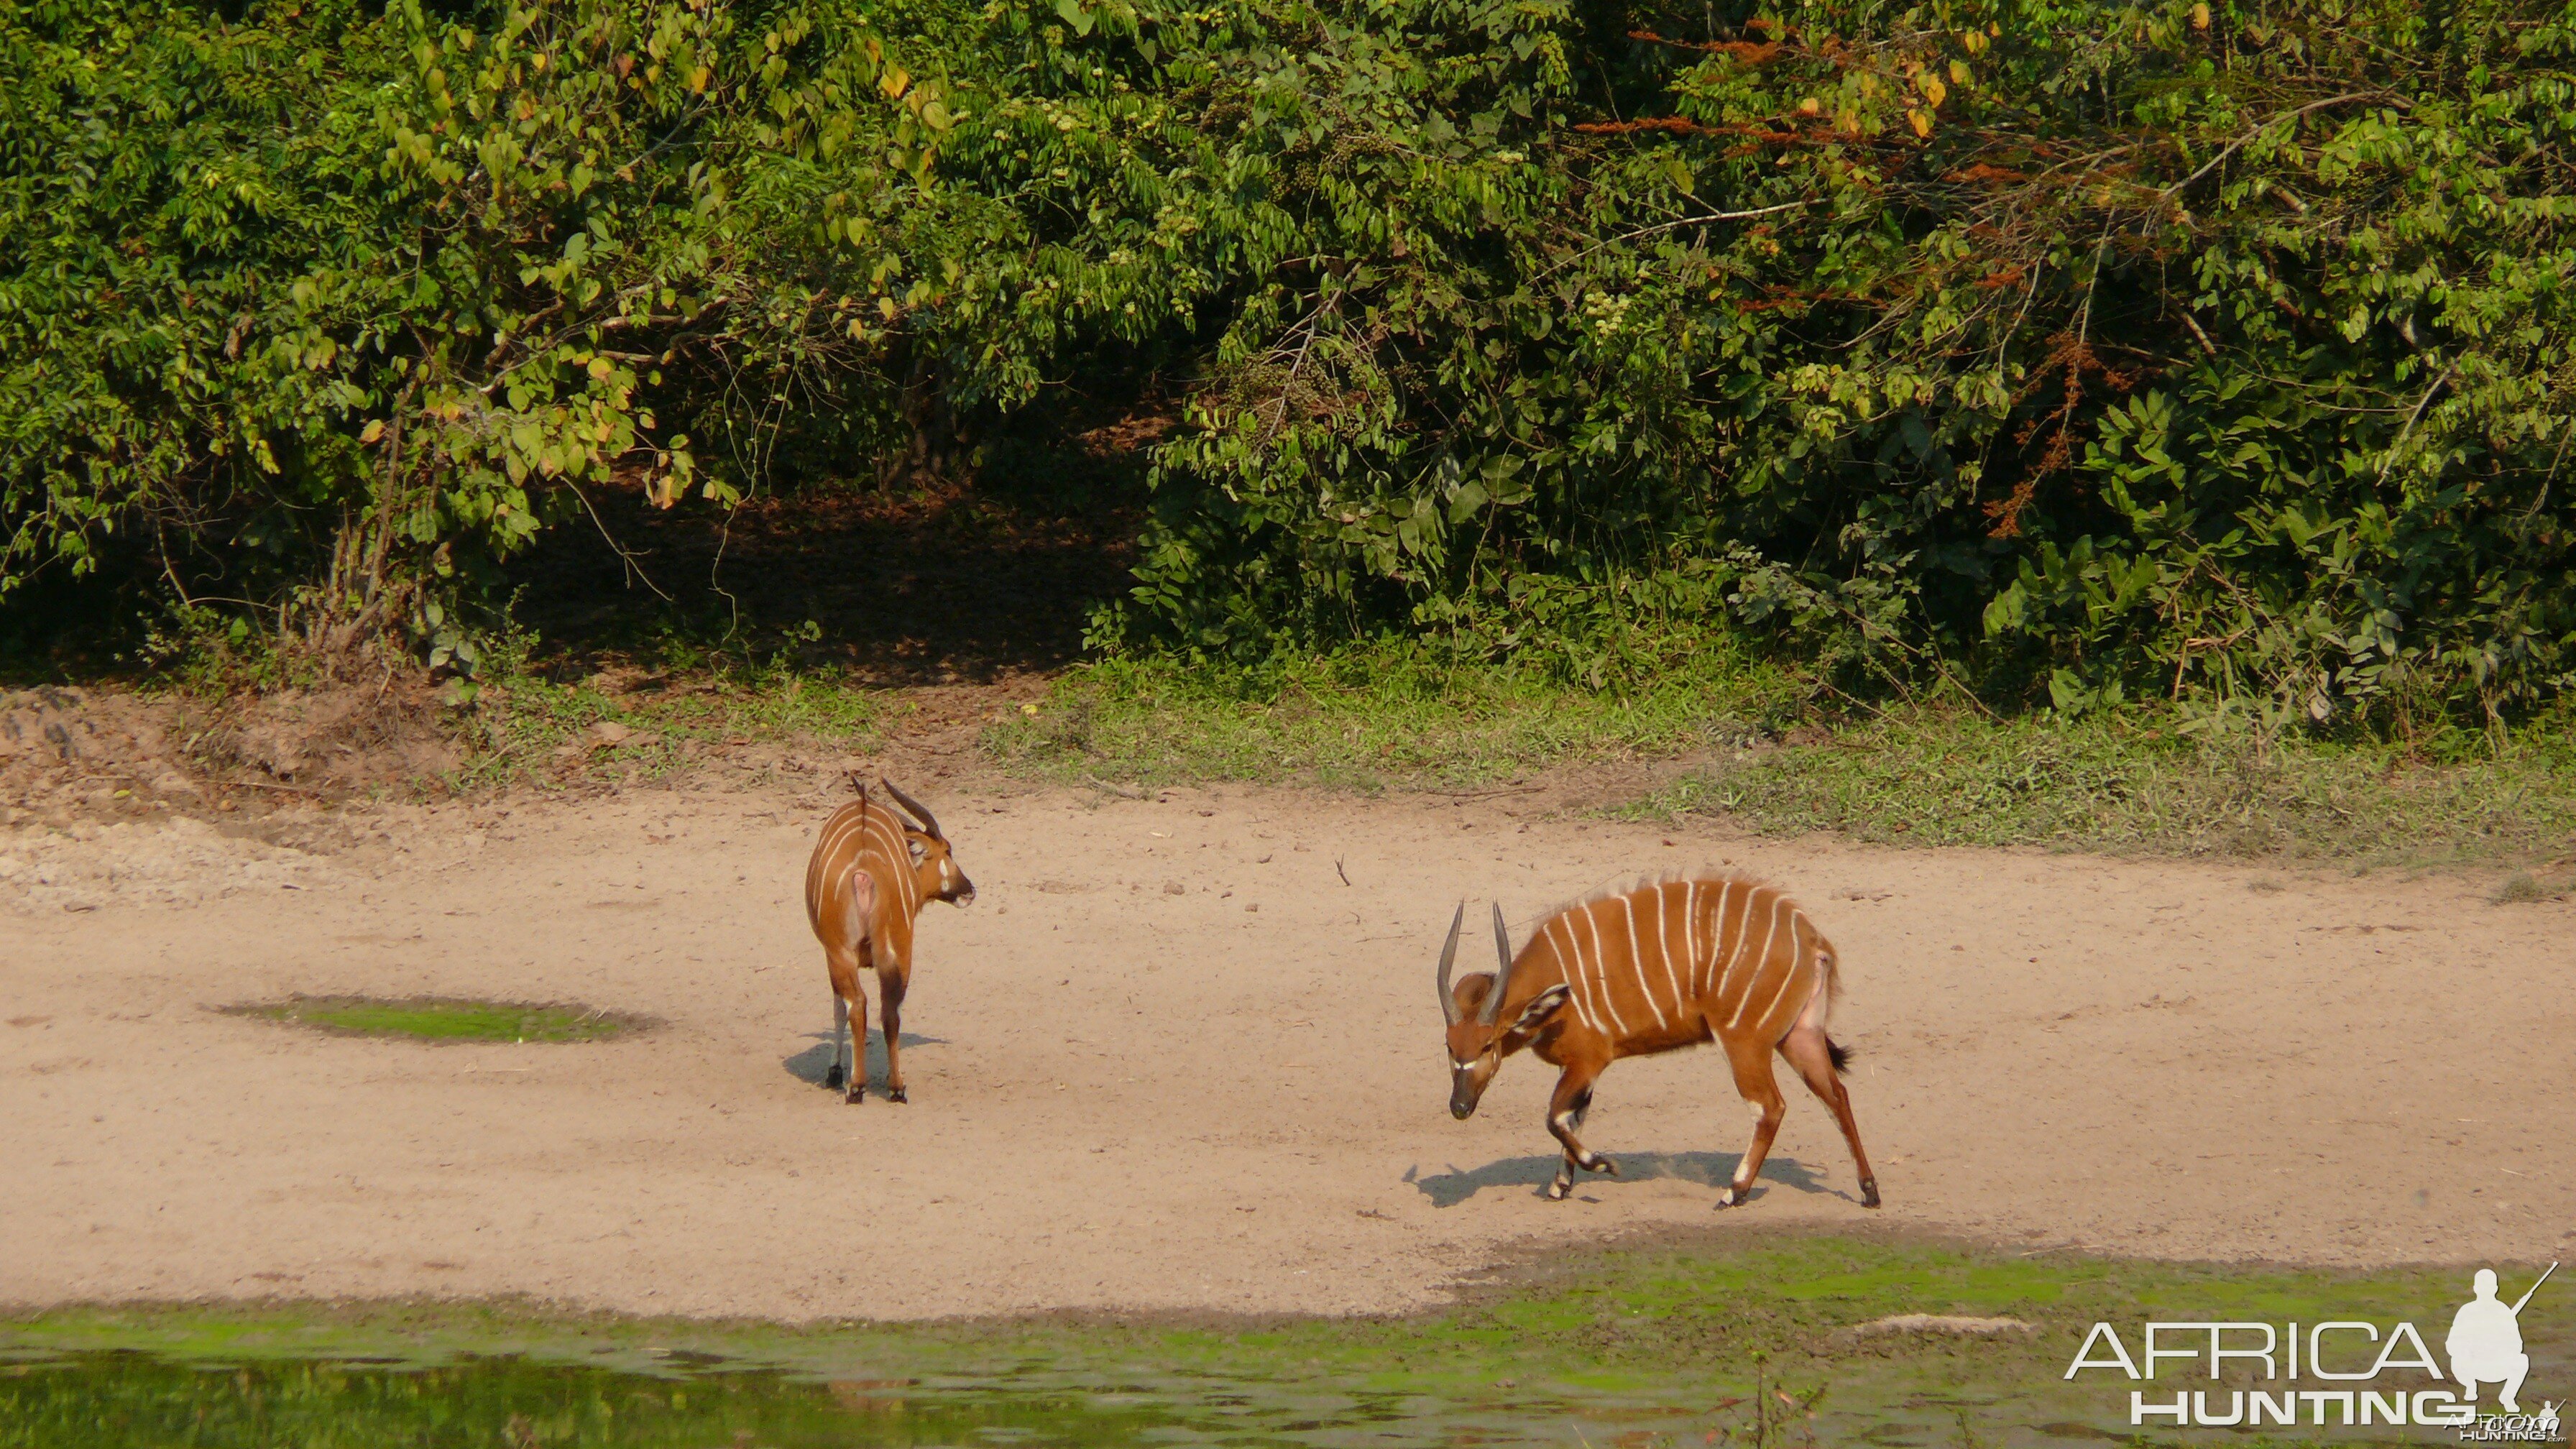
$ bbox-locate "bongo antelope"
[804,778,974,1103]
[1438,875,1879,1208]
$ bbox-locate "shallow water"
[13,1238,2547,1449]
[0,1348,1722,1448]
[5,1336,2481,1448]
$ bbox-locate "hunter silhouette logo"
[2450,1264,2551,1412]
[2452,1264,2562,1444]
[2064,1261,2562,1438]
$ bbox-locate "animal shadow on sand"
[1406,1151,1835,1208]
[783,1031,948,1090]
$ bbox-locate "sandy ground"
[3,776,2571,1320]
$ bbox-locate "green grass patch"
[454,663,895,793]
[982,645,2576,865]
[221,996,648,1044]
[1639,709,2576,863]
[983,640,1806,791]
[4,1237,2564,1446]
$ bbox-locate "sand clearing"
[4,777,2570,1319]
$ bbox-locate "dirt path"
[4,776,2570,1320]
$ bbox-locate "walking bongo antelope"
[1438,875,1879,1208]
[804,778,974,1103]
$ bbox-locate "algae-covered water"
[3,1238,2562,1447]
[2,1350,1715,1448]
[0,1346,2061,1447]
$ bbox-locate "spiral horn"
[1435,902,1465,1026]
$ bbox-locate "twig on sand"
[222,778,326,796]
[1428,784,1543,801]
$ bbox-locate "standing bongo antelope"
[1438,875,1879,1208]
[804,778,974,1103]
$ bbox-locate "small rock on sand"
[1851,1315,2037,1337]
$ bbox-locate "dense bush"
[1092,0,2576,730]
[4,0,2573,727]
[0,0,943,663]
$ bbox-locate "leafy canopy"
[4,0,2572,728]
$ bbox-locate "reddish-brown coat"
[804,781,973,1103]
[1440,875,1878,1207]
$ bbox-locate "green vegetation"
[1,0,916,661]
[0,1356,1187,1449]
[985,640,1806,790]
[223,996,649,1044]
[454,661,891,791]
[987,648,2576,862]
[1643,707,2576,861]
[6,1237,2564,1446]
[6,0,2571,865]
[7,0,2575,742]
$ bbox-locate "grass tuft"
[2491,871,2554,904]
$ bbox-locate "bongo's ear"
[1512,983,1571,1033]
[1452,974,1494,1020]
